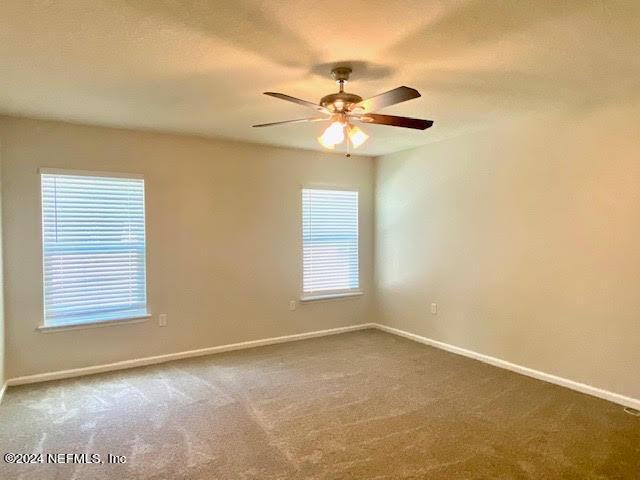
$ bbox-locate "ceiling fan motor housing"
[320,92,363,112]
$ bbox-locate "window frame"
[299,184,363,302]
[37,168,151,332]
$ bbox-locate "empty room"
[0,1,639,478]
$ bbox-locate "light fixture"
[317,116,346,149]
[347,124,369,148]
[317,115,369,150]
[317,134,335,149]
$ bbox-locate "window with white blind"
[302,188,360,299]
[40,170,148,327]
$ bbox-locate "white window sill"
[37,314,151,333]
[300,291,363,303]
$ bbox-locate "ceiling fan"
[253,67,433,152]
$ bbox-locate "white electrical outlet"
[288,300,297,311]
[430,303,438,315]
[158,313,168,326]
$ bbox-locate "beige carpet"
[1,330,638,479]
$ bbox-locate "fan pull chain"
[345,125,351,158]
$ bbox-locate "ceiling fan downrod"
[332,67,351,93]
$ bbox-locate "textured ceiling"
[1,1,638,155]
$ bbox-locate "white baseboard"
[372,323,640,411]
[7,323,375,387]
[6,322,638,412]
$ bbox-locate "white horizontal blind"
[302,188,359,295]
[41,172,148,326]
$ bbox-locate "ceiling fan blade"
[252,118,327,127]
[353,86,421,112]
[264,92,330,114]
[358,113,433,130]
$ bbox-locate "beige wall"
[0,147,4,389]
[0,116,374,378]
[375,100,640,400]
[4,99,639,402]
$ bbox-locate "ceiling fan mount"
[330,66,353,83]
[253,67,434,151]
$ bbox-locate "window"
[41,170,148,327]
[302,188,360,299]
